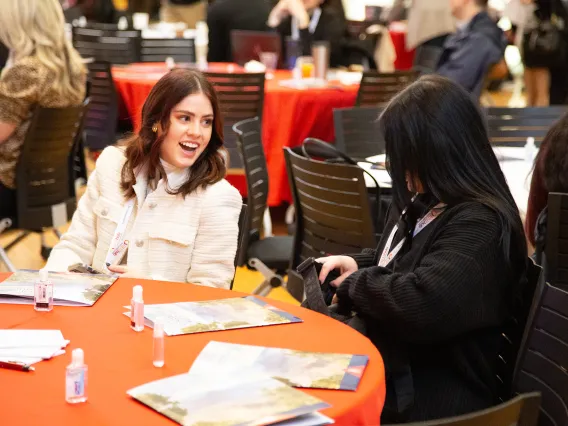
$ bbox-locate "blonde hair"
[0,0,86,100]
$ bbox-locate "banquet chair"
[333,106,384,161]
[140,38,196,63]
[205,72,265,171]
[72,27,141,64]
[284,147,378,272]
[543,192,568,290]
[385,392,541,426]
[413,45,443,75]
[233,118,295,298]
[0,102,87,271]
[513,282,568,426]
[84,61,119,151]
[230,203,248,290]
[355,70,419,107]
[485,107,568,147]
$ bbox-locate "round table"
[112,64,359,206]
[0,274,386,426]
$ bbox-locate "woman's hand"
[316,256,358,288]
[287,0,310,29]
[107,265,143,279]
[268,0,292,27]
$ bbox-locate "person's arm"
[0,60,43,144]
[335,208,505,343]
[436,34,502,93]
[45,152,105,271]
[186,183,242,289]
[300,8,346,65]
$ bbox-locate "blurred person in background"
[207,0,272,62]
[436,0,507,99]
[160,0,206,29]
[525,112,568,261]
[0,0,87,224]
[267,0,346,67]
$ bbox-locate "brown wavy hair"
[120,68,227,199]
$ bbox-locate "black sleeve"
[207,4,228,62]
[300,9,346,66]
[335,210,504,344]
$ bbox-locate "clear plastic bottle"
[525,137,537,164]
[66,348,88,404]
[34,268,53,312]
[153,321,165,368]
[195,21,209,70]
[130,285,144,332]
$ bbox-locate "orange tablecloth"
[0,274,385,425]
[112,64,358,205]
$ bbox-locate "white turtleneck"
[159,158,188,191]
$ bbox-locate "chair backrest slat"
[15,102,87,230]
[514,283,568,426]
[72,27,141,64]
[545,192,568,289]
[485,107,568,147]
[333,106,384,160]
[207,73,265,170]
[284,147,376,269]
[140,38,196,63]
[355,70,418,107]
[233,118,268,266]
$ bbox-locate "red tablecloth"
[0,274,386,425]
[112,64,358,205]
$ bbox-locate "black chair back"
[84,61,119,151]
[230,30,282,67]
[72,27,141,64]
[140,38,196,63]
[205,72,265,170]
[15,101,87,231]
[284,147,377,269]
[545,192,568,290]
[495,261,544,402]
[333,106,384,160]
[397,392,541,426]
[355,70,418,107]
[485,107,568,147]
[413,45,444,74]
[233,117,268,266]
[514,283,568,426]
[232,203,248,289]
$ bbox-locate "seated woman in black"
[267,0,346,68]
[317,75,528,423]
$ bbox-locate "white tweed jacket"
[45,146,242,289]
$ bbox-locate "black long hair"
[379,75,526,261]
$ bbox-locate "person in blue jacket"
[436,0,507,99]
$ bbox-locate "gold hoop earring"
[152,124,158,133]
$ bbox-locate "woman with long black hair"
[317,75,528,422]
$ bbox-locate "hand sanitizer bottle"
[66,349,88,404]
[131,285,144,332]
[153,320,165,368]
[525,137,537,164]
[34,268,53,312]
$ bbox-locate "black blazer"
[276,6,346,68]
[207,0,272,62]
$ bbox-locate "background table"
[112,65,359,205]
[0,274,386,426]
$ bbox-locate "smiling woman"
[45,69,243,289]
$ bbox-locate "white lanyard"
[378,203,446,268]
[103,198,135,270]
[291,7,322,40]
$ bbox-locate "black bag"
[523,15,567,68]
[296,257,367,335]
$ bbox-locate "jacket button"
[101,208,108,216]
[149,202,157,209]
[135,239,144,247]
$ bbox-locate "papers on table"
[123,296,302,336]
[0,330,69,366]
[127,373,333,426]
[0,270,117,307]
[189,341,369,391]
[279,78,328,90]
